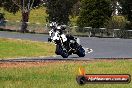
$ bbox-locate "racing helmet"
[57,26,61,30]
[57,26,63,34]
[50,22,57,27]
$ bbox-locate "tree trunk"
[20,11,29,33]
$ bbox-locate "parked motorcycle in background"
[48,22,85,58]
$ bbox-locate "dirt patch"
[0,61,73,68]
[0,61,90,68]
[0,59,131,68]
[0,62,54,68]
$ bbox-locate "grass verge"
[1,7,48,25]
[0,38,55,59]
[0,60,132,88]
[1,7,77,25]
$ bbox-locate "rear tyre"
[77,46,85,57]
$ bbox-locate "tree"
[0,0,19,14]
[46,0,78,25]
[71,0,81,17]
[119,0,132,29]
[1,0,42,33]
[77,0,112,28]
[120,0,132,22]
[106,16,126,29]
[111,0,122,16]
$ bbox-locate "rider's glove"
[48,38,52,42]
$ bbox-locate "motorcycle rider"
[48,21,85,58]
[48,21,57,41]
[48,22,67,45]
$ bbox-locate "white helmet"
[49,23,53,27]
[50,22,57,27]
[57,26,61,30]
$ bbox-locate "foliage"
[0,0,43,32]
[71,0,81,17]
[120,0,132,22]
[0,12,5,19]
[0,0,42,14]
[111,0,122,16]
[119,0,132,29]
[0,0,19,14]
[46,0,78,24]
[1,7,47,25]
[77,0,112,29]
[106,16,126,29]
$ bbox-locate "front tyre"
[77,46,85,57]
[56,45,69,58]
[61,49,69,58]
[55,45,61,55]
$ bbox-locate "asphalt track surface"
[0,31,132,62]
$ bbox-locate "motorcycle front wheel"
[55,44,69,58]
[55,45,61,55]
[61,49,69,58]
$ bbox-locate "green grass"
[1,7,80,34]
[1,7,48,25]
[0,60,132,88]
[0,38,55,59]
[1,7,77,26]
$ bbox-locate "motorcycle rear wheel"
[77,46,85,57]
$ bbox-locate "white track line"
[83,47,93,54]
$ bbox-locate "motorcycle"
[48,22,85,58]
